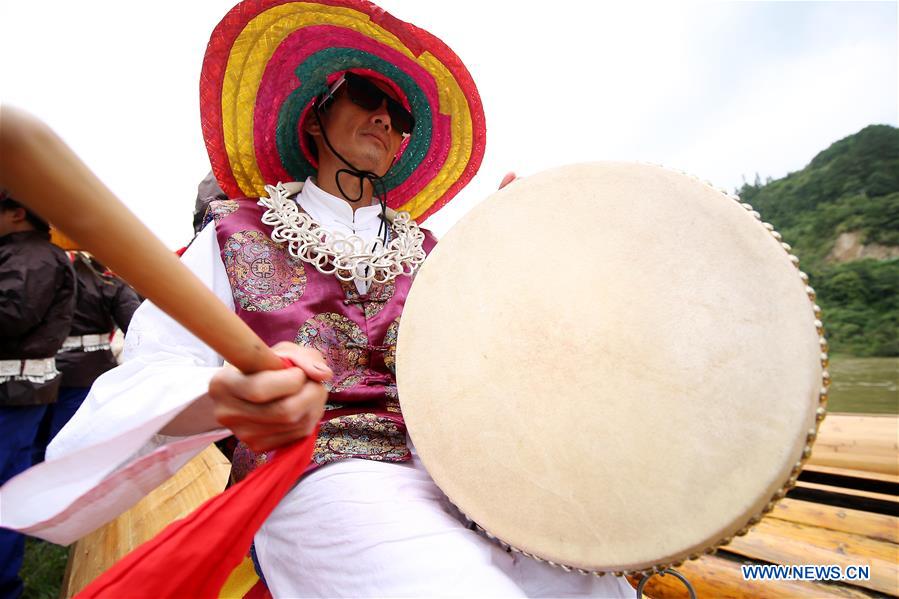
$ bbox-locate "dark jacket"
[55,255,141,387]
[0,231,76,406]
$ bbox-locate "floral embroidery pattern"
[296,313,368,392]
[223,230,306,312]
[202,199,239,228]
[230,442,273,483]
[339,278,397,319]
[383,317,400,374]
[384,384,401,413]
[313,413,409,465]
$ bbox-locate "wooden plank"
[627,554,878,599]
[818,414,898,441]
[814,432,899,447]
[814,415,897,436]
[795,481,899,505]
[802,464,899,486]
[725,518,899,595]
[808,452,899,476]
[63,445,230,598]
[58,546,77,599]
[787,489,898,519]
[812,441,898,458]
[768,498,899,544]
[810,414,899,476]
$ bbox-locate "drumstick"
[0,105,282,374]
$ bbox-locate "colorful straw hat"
[200,0,486,222]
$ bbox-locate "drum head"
[396,163,825,573]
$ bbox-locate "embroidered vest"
[205,197,436,482]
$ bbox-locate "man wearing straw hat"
[1,1,633,596]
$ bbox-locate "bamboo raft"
[633,414,899,598]
[62,414,899,598]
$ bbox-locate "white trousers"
[255,451,635,598]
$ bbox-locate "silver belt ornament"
[0,358,59,383]
[59,334,111,352]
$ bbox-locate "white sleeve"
[0,223,235,545]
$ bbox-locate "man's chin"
[355,152,391,176]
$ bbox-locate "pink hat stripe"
[390,111,451,205]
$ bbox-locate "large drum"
[396,162,828,576]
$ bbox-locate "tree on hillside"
[736,124,899,356]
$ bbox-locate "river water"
[827,356,898,414]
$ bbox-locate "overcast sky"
[1,1,896,247]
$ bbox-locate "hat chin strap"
[313,105,394,247]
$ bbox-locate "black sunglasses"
[319,72,415,137]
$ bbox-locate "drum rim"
[397,162,831,578]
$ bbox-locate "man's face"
[310,77,407,176]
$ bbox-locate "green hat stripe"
[276,48,433,189]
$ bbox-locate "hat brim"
[201,0,486,221]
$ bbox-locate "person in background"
[174,171,228,258]
[0,192,75,598]
[32,251,140,463]
[193,171,229,236]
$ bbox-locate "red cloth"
[76,428,317,598]
[244,580,274,599]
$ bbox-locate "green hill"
[736,125,899,356]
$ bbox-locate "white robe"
[0,180,634,597]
